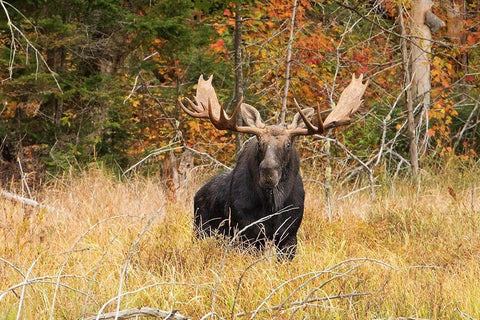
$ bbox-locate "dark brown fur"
[194,127,304,259]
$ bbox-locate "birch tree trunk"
[406,0,444,175]
[411,0,433,157]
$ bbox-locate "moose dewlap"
[179,74,368,259]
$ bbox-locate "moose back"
[179,74,368,259]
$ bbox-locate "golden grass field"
[1,163,480,319]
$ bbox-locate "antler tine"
[315,102,324,130]
[208,96,264,135]
[178,96,209,118]
[207,97,229,130]
[229,95,244,127]
[289,98,325,136]
[288,74,368,136]
[293,98,316,133]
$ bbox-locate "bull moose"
[179,74,368,259]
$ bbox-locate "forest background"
[1,0,479,182]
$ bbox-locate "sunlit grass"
[1,165,479,319]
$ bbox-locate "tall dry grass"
[1,164,479,319]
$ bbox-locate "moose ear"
[241,103,266,129]
[287,107,315,130]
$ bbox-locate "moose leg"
[233,221,267,254]
[273,217,301,260]
[275,235,297,260]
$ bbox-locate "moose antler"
[179,75,265,135]
[178,75,221,119]
[180,74,368,137]
[288,73,368,136]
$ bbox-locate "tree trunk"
[280,0,298,125]
[409,0,444,165]
[445,0,468,77]
[411,0,433,158]
[233,3,244,150]
[445,0,465,43]
[47,47,65,127]
[399,5,419,177]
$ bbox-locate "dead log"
[1,189,46,208]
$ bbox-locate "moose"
[179,74,368,259]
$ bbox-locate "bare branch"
[83,307,189,320]
[0,0,62,92]
[1,189,48,209]
[94,282,207,320]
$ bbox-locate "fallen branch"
[1,189,47,208]
[83,307,189,320]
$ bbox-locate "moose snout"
[259,160,281,189]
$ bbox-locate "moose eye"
[285,142,291,149]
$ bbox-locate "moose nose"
[259,156,280,188]
[259,158,276,172]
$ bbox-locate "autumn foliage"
[0,0,479,178]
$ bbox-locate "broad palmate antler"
[179,74,368,136]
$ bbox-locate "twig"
[324,138,333,221]
[184,146,231,171]
[17,157,32,198]
[246,257,441,319]
[275,264,363,319]
[230,254,276,320]
[374,77,413,168]
[316,135,376,199]
[248,269,335,319]
[80,225,131,318]
[455,307,478,320]
[336,184,381,201]
[16,255,40,320]
[453,102,479,152]
[122,145,231,176]
[123,52,159,104]
[123,71,142,104]
[122,144,184,175]
[0,257,25,278]
[0,275,92,303]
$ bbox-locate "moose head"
[179,74,368,189]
